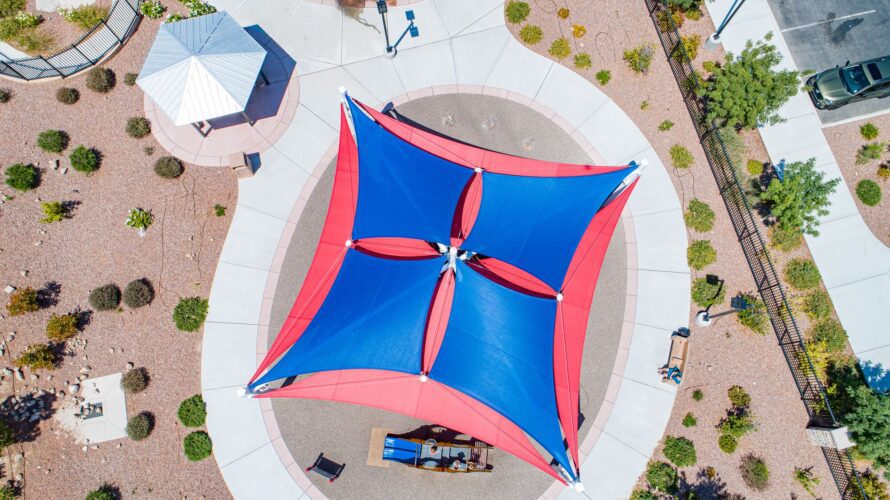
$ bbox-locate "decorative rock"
[109,348,114,354]
[34,241,42,247]
[14,369,23,381]
[79,366,90,374]
[77,375,86,381]
[82,446,88,452]
[19,270,27,277]
[68,384,79,394]
[3,286,15,294]
[15,474,22,481]
[52,159,59,170]
[91,445,98,450]
[29,374,38,381]
[2,368,12,377]
[126,362,134,371]
[13,453,22,462]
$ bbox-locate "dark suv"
[808,56,890,110]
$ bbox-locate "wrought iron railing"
[0,0,141,81]
[642,1,866,497]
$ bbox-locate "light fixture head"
[406,9,415,21]
[376,0,387,14]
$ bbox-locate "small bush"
[702,60,720,74]
[40,201,67,223]
[213,204,226,217]
[663,436,697,467]
[14,344,57,370]
[684,199,714,232]
[655,9,682,32]
[692,389,703,401]
[36,130,69,153]
[125,117,151,139]
[173,297,209,332]
[860,123,879,140]
[154,156,183,178]
[692,277,724,307]
[140,0,166,19]
[629,490,657,500]
[802,289,832,320]
[856,142,886,165]
[123,72,138,86]
[728,385,751,408]
[856,179,881,206]
[670,144,694,169]
[557,7,569,19]
[126,412,152,441]
[548,37,571,60]
[84,484,116,500]
[623,43,655,74]
[595,69,611,85]
[721,412,755,438]
[4,163,38,191]
[56,87,79,104]
[784,258,821,290]
[46,313,78,341]
[658,120,674,131]
[184,431,213,461]
[122,279,153,308]
[178,394,207,427]
[740,454,769,491]
[687,240,716,270]
[121,368,148,394]
[504,1,530,23]
[682,412,697,427]
[645,461,678,494]
[59,5,108,30]
[855,470,890,500]
[70,145,99,173]
[737,294,769,335]
[573,52,591,69]
[89,284,120,311]
[0,484,14,500]
[640,100,650,110]
[572,24,586,38]
[809,318,847,352]
[518,24,542,45]
[676,34,701,61]
[6,287,38,316]
[746,159,763,176]
[0,88,9,103]
[795,467,820,496]
[769,225,802,252]
[718,433,738,454]
[878,164,890,181]
[85,67,115,93]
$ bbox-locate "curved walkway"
[200,1,691,498]
[708,0,890,390]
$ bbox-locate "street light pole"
[376,1,391,52]
[376,0,419,57]
[706,0,747,48]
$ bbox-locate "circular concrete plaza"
[266,94,626,499]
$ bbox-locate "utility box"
[806,426,855,449]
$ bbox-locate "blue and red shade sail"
[248,95,638,484]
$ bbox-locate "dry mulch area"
[0,14,233,500]
[510,1,839,497]
[823,113,890,246]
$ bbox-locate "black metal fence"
[0,0,142,81]
[642,1,866,498]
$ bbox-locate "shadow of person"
[831,18,865,44]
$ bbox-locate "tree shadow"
[74,308,93,331]
[36,281,61,308]
[678,467,744,499]
[0,392,57,444]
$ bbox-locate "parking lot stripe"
[781,10,877,33]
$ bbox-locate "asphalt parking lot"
[767,0,890,124]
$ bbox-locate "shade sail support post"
[339,87,358,142]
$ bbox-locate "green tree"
[843,386,890,475]
[759,158,840,237]
[702,38,800,129]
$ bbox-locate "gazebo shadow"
[206,25,296,131]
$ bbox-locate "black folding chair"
[305,453,345,483]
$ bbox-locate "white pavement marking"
[780,10,877,33]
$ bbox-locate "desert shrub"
[802,289,831,320]
[645,461,678,494]
[121,368,148,394]
[737,294,768,335]
[692,389,703,401]
[40,201,67,223]
[655,9,682,32]
[125,208,153,233]
[56,87,79,104]
[548,37,570,60]
[623,43,655,74]
[746,159,763,176]
[173,297,208,332]
[45,313,78,341]
[504,1,529,23]
[573,52,591,69]
[213,204,226,217]
[84,484,116,500]
[4,163,38,191]
[6,287,38,316]
[670,144,694,169]
[879,165,890,181]
[740,454,769,491]
[595,69,611,85]
[125,117,151,138]
[784,258,820,290]
[856,142,886,165]
[856,179,881,206]
[794,467,820,497]
[692,277,724,307]
[0,88,9,103]
[140,0,165,19]
[177,394,206,427]
[760,158,839,237]
[89,284,120,311]
[721,412,755,438]
[0,484,13,500]
[184,431,213,461]
[640,100,650,110]
[70,145,99,173]
[154,156,183,178]
[676,34,701,61]
[85,67,114,93]
[0,420,13,449]
[667,0,702,11]
[861,123,879,140]
[14,344,57,370]
[809,318,847,352]
[13,28,53,53]
[36,130,69,153]
[557,7,569,19]
[629,490,657,500]
[123,72,138,86]
[769,225,802,252]
[59,5,108,30]
[518,24,542,45]
[682,412,697,427]
[0,0,25,18]
[663,436,696,467]
[122,279,153,308]
[852,470,889,500]
[572,24,586,38]
[687,240,716,270]
[718,433,738,454]
[684,199,714,232]
[126,412,152,441]
[658,120,674,131]
[728,385,751,408]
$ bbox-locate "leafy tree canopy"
[760,158,839,236]
[844,386,890,475]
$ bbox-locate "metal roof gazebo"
[136,11,267,136]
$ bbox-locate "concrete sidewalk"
[707,0,890,391]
